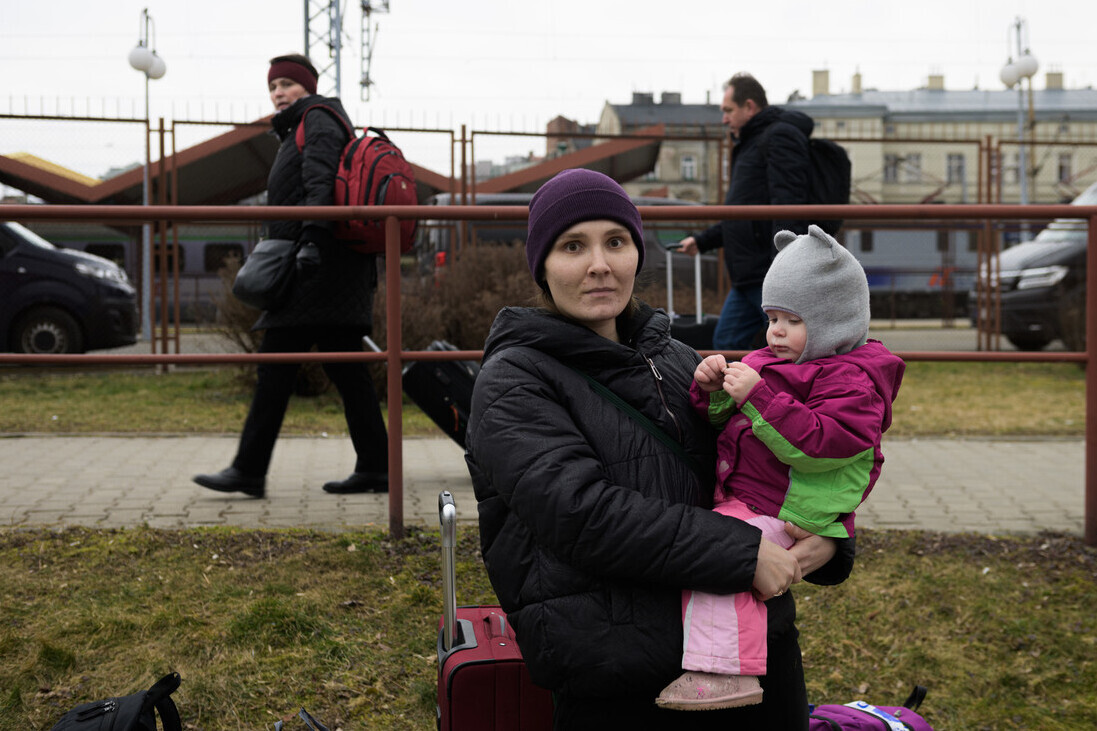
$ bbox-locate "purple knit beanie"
[525,169,645,287]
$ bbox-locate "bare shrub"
[372,243,539,352]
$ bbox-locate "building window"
[936,230,950,253]
[204,242,245,272]
[680,155,697,181]
[902,153,922,183]
[947,153,965,184]
[836,121,846,132]
[885,124,895,136]
[884,155,899,183]
[152,244,184,274]
[1008,153,1021,184]
[859,230,874,253]
[1058,153,1073,184]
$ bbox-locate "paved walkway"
[0,435,1085,536]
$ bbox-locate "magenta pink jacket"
[689,340,905,538]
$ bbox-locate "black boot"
[193,467,265,498]
[322,471,388,494]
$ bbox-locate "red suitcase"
[436,491,554,731]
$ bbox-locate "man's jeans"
[712,284,766,351]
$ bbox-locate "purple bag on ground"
[810,685,933,730]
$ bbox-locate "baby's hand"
[693,354,728,393]
[723,361,761,405]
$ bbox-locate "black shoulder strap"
[902,685,927,712]
[569,366,704,478]
[143,672,182,731]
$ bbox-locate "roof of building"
[791,87,1097,123]
[605,86,1097,127]
[606,101,723,130]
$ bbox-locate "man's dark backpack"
[295,104,418,255]
[763,128,851,235]
[805,138,852,235]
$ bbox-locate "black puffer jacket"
[255,94,377,331]
[695,105,813,288]
[467,303,791,697]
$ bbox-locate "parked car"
[969,182,1094,351]
[0,221,138,354]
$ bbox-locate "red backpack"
[295,104,418,255]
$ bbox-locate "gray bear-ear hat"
[761,224,870,364]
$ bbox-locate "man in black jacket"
[679,73,812,350]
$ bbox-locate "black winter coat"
[466,303,851,699]
[695,105,813,288]
[255,94,377,331]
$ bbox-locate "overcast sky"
[2,0,1094,183]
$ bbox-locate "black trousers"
[552,621,808,731]
[231,327,388,477]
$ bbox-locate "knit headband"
[268,60,318,95]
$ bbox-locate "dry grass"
[2,526,1094,730]
[0,359,1083,438]
[889,361,1084,437]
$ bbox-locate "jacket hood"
[742,105,814,141]
[750,339,905,430]
[482,302,665,370]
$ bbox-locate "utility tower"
[360,1,389,101]
[304,0,390,101]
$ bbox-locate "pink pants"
[681,498,795,676]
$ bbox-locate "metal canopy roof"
[475,124,664,194]
[1,119,658,207]
[0,117,453,207]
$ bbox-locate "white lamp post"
[128,8,166,342]
[999,17,1038,210]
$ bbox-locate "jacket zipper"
[643,355,683,442]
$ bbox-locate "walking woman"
[194,54,388,498]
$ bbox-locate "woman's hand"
[694,354,729,393]
[752,536,802,600]
[784,523,838,576]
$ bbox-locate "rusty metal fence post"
[384,215,405,539]
[1087,215,1097,546]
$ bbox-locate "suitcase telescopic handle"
[439,490,458,652]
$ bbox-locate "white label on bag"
[844,701,909,731]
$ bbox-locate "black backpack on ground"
[49,672,181,731]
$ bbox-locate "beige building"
[597,92,724,203]
[597,71,1097,207]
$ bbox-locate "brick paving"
[0,435,1085,536]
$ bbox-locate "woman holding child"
[465,169,857,730]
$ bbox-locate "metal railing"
[2,202,1094,546]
